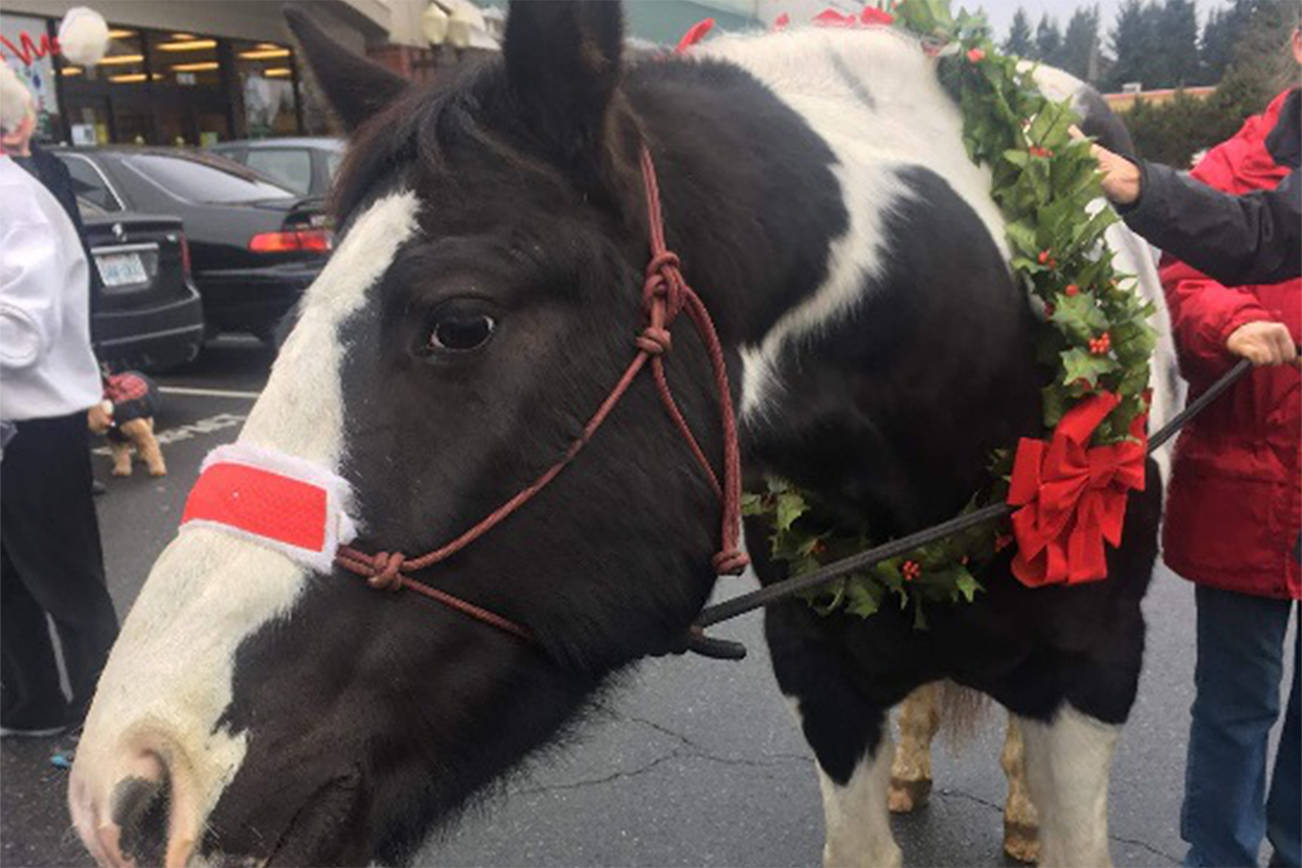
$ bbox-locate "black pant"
[1,412,118,729]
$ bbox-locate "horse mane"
[331,56,648,231]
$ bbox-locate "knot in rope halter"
[334,144,748,642]
[367,552,406,591]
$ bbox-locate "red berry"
[1065,284,1079,296]
[901,560,921,581]
[966,47,985,63]
[1038,250,1051,264]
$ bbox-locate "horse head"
[69,4,732,864]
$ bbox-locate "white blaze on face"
[69,191,419,862]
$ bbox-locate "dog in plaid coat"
[87,371,166,477]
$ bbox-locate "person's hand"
[1090,143,1141,205]
[1225,321,1299,366]
[1067,127,1142,205]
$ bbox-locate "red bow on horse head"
[1006,392,1148,587]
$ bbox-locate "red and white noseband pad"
[180,443,357,573]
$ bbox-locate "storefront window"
[11,14,303,146]
[76,28,147,85]
[0,13,62,140]
[231,39,299,138]
[146,31,220,87]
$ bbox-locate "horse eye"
[428,314,496,352]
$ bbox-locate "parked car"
[208,137,345,198]
[52,146,331,342]
[79,197,206,372]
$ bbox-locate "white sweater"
[0,155,101,421]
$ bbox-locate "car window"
[326,150,344,180]
[126,153,295,203]
[59,155,123,212]
[76,195,108,218]
[245,148,312,195]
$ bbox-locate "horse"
[69,3,1178,866]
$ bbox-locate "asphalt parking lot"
[0,335,1292,867]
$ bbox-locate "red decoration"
[901,560,922,581]
[1,32,58,66]
[1006,392,1148,587]
[1088,332,1112,355]
[1065,284,1080,296]
[183,463,329,554]
[813,8,859,26]
[966,47,985,62]
[674,18,715,53]
[861,7,896,24]
[773,12,791,29]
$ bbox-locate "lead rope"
[335,144,748,640]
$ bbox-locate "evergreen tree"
[1159,0,1202,86]
[1200,0,1257,83]
[1004,7,1035,57]
[1060,5,1102,81]
[1035,14,1064,65]
[1109,0,1156,89]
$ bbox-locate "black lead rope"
[683,358,1255,660]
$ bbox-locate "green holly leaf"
[774,491,807,533]
[1061,347,1120,387]
[844,578,883,618]
[1050,292,1109,342]
[955,570,981,602]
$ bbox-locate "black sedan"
[80,199,206,372]
[53,146,331,342]
[208,137,345,198]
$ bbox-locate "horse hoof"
[1003,821,1039,863]
[888,776,931,813]
[148,465,167,477]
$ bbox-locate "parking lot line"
[159,386,261,400]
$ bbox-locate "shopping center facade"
[2,0,762,148]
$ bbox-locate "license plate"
[96,252,148,289]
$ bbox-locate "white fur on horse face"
[697,29,1010,422]
[69,191,420,856]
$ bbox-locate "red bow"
[1006,392,1147,587]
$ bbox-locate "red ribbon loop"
[1006,392,1148,587]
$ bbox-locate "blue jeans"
[1182,585,1300,867]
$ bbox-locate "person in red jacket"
[1159,85,1300,868]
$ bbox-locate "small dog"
[87,371,166,477]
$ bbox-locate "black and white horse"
[70,4,1178,866]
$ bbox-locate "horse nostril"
[111,763,172,866]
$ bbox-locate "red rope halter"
[335,145,749,641]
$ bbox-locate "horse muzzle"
[69,733,203,868]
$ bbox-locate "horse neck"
[627,64,836,351]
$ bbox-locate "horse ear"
[503,0,625,164]
[284,5,408,131]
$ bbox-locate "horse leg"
[1016,705,1118,867]
[817,720,899,868]
[1001,713,1040,863]
[889,682,940,813]
[764,609,902,867]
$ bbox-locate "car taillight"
[179,233,192,277]
[248,228,334,253]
